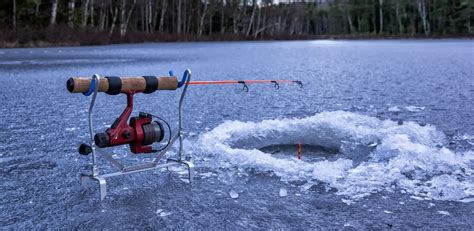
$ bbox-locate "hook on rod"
[238,81,249,92]
[293,81,303,88]
[271,81,280,90]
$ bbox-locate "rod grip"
[66,76,178,94]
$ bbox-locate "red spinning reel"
[79,90,168,155]
[95,91,165,154]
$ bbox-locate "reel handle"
[66,76,178,95]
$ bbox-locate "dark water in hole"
[1,40,473,229]
[259,144,338,162]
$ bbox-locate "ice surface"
[196,111,474,202]
[2,40,474,229]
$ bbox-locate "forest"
[0,0,472,47]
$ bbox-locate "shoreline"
[1,27,472,49]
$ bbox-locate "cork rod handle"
[66,76,179,94]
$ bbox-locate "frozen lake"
[1,40,473,229]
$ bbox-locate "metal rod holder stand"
[80,70,194,200]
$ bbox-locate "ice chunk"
[199,172,213,178]
[460,198,474,203]
[410,196,425,201]
[438,211,450,216]
[156,209,173,217]
[341,198,354,205]
[383,210,393,214]
[367,142,378,147]
[405,106,425,112]
[279,188,288,197]
[388,106,401,112]
[229,190,239,199]
[159,212,173,217]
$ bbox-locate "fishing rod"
[67,71,303,94]
[66,69,302,200]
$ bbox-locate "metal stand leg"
[80,174,107,200]
[166,158,194,183]
[97,177,107,201]
[165,69,194,183]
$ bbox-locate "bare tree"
[177,0,182,33]
[416,0,430,35]
[13,0,16,30]
[140,0,149,32]
[345,5,355,34]
[119,0,137,37]
[220,0,225,34]
[147,0,154,32]
[159,0,167,33]
[254,4,261,37]
[372,1,376,33]
[465,0,472,33]
[90,0,95,26]
[99,1,106,30]
[379,0,383,33]
[109,2,119,38]
[82,0,90,28]
[33,0,41,17]
[68,0,75,28]
[208,1,214,35]
[231,0,239,34]
[152,0,160,32]
[246,0,257,36]
[395,1,403,34]
[198,1,208,36]
[50,0,59,26]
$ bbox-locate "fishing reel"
[93,112,167,154]
[79,90,171,155]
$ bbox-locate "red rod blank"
[186,80,294,85]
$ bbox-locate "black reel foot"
[79,143,92,155]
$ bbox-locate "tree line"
[1,0,472,46]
